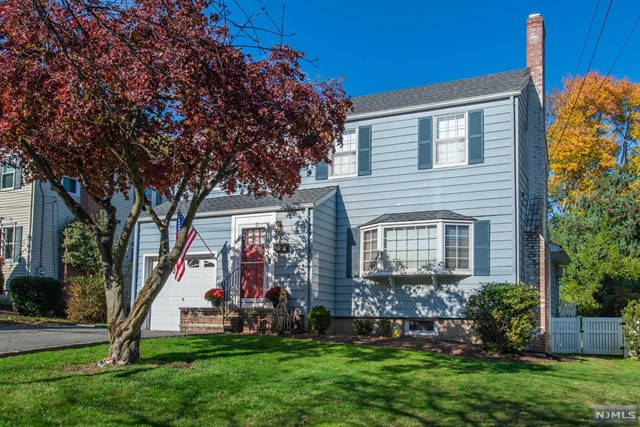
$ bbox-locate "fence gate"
[550,317,624,356]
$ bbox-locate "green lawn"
[0,335,637,426]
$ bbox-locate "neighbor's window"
[1,226,15,260]
[1,165,16,190]
[435,114,466,166]
[444,224,470,270]
[62,177,80,196]
[331,129,357,177]
[383,225,437,270]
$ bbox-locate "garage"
[147,255,218,331]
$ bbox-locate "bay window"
[361,221,472,275]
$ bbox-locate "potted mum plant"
[204,288,224,308]
[265,286,282,307]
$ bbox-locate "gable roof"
[361,210,474,227]
[146,186,337,220]
[350,68,530,116]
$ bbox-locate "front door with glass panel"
[241,228,265,299]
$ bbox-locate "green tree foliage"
[307,306,332,334]
[61,221,102,276]
[622,299,640,360]
[464,282,540,353]
[550,171,640,315]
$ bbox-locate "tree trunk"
[103,321,142,365]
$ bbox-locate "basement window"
[405,320,438,336]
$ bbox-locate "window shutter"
[468,109,484,164]
[13,167,21,190]
[13,226,22,262]
[473,220,490,276]
[357,126,372,176]
[346,227,360,278]
[315,161,328,181]
[418,117,433,169]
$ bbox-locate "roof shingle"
[361,210,475,227]
[350,69,530,116]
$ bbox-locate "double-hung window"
[331,129,357,177]
[435,114,466,166]
[1,225,22,262]
[361,221,472,275]
[1,165,16,190]
[144,189,164,207]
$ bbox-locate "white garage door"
[149,256,217,331]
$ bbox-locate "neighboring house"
[132,14,568,349]
[0,172,140,304]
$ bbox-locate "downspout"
[130,221,140,311]
[513,95,520,283]
[305,207,312,313]
[27,182,36,275]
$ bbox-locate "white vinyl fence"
[551,317,624,356]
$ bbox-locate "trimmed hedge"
[65,275,107,324]
[307,306,332,334]
[9,276,64,316]
[464,282,540,353]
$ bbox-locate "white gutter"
[348,90,523,122]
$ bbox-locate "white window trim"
[0,166,16,191]
[360,219,473,275]
[1,224,17,261]
[433,111,468,169]
[329,128,358,179]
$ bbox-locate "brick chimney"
[524,13,550,353]
[526,13,545,109]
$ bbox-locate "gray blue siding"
[298,98,519,318]
[311,193,337,311]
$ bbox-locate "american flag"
[174,210,197,282]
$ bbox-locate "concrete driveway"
[0,325,182,357]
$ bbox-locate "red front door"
[241,228,265,299]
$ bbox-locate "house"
[0,173,141,303]
[132,14,567,349]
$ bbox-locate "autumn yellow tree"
[547,73,640,209]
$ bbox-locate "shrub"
[61,221,101,275]
[377,318,392,337]
[9,276,64,316]
[307,306,332,334]
[622,299,640,360]
[353,318,374,335]
[65,275,107,323]
[464,282,539,353]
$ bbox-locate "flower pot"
[212,300,222,308]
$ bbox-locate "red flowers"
[265,287,282,305]
[204,288,224,302]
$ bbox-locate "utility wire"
[535,0,614,187]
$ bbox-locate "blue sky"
[233,0,639,98]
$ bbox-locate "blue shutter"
[474,220,490,276]
[12,226,22,262]
[347,227,360,278]
[418,117,433,169]
[468,109,484,164]
[315,161,328,181]
[357,126,372,176]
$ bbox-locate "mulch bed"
[288,333,567,363]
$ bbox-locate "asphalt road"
[0,325,182,356]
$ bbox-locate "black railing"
[220,267,241,326]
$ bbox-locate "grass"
[0,335,637,426]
